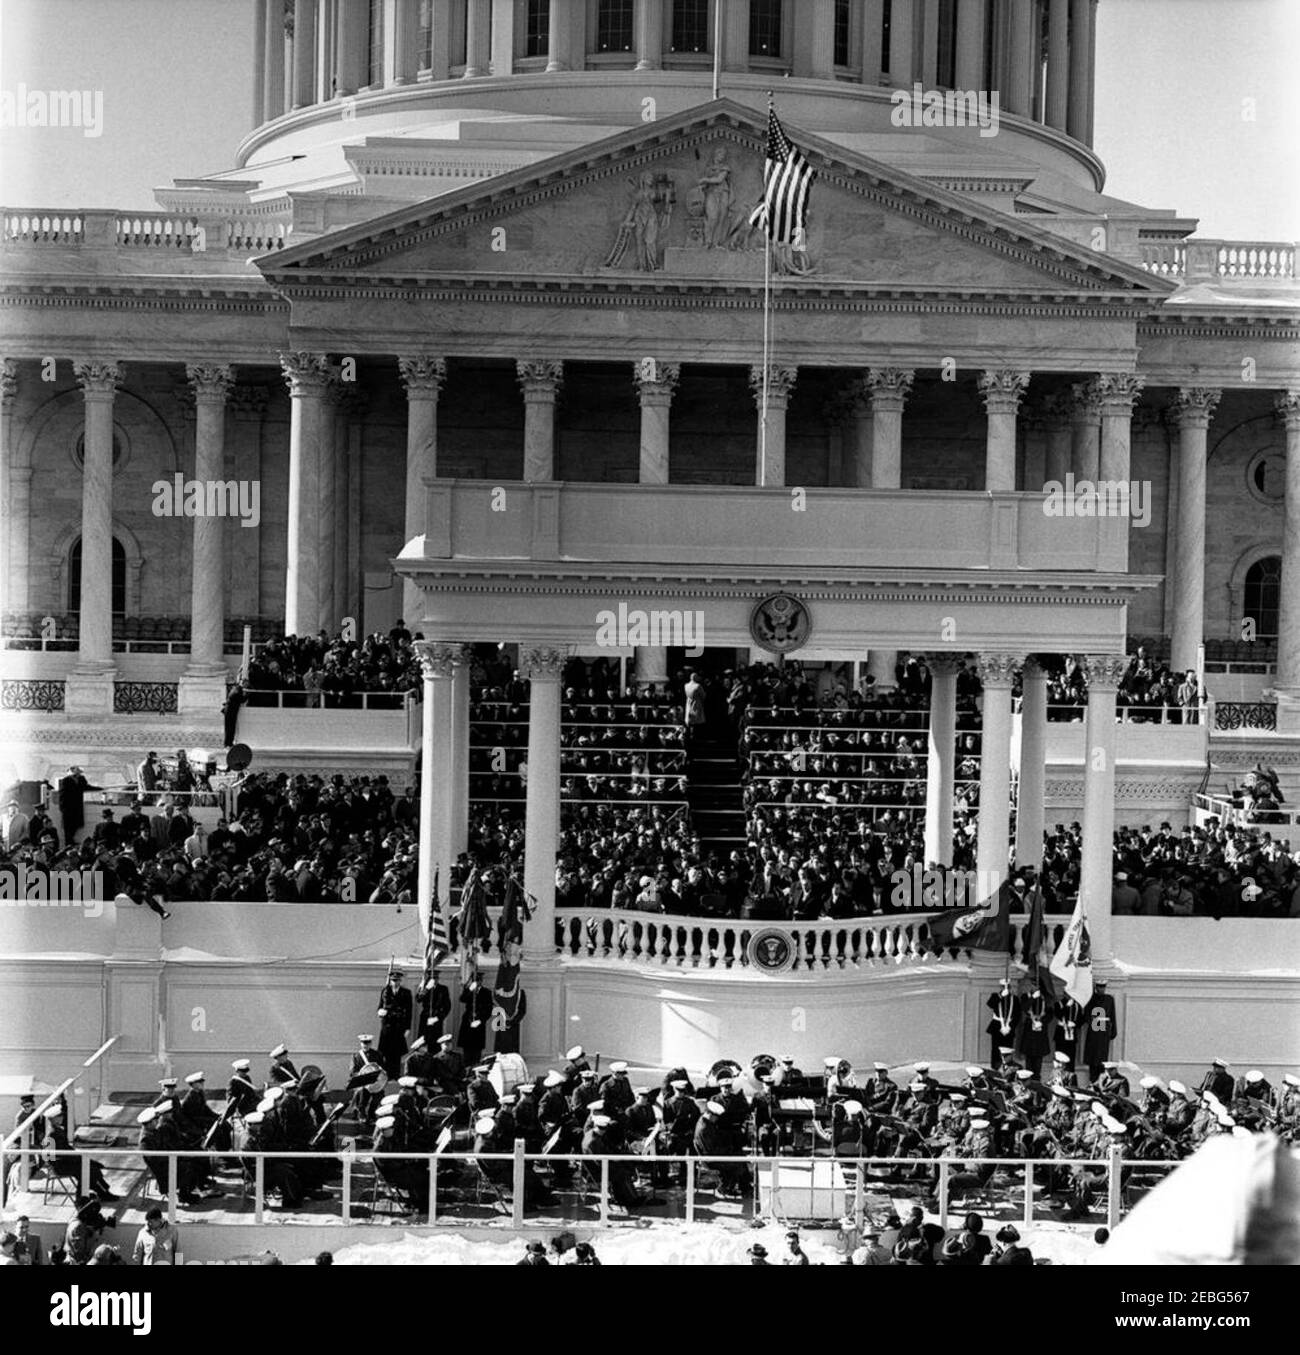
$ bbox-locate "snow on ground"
[318,1217,1102,1266]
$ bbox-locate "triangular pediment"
[262,101,1170,299]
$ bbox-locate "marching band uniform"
[1095,1063,1131,1100]
[601,1062,636,1116]
[267,1045,299,1086]
[402,1037,440,1085]
[1199,1059,1234,1104]
[226,1062,260,1117]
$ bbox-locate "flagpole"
[712,0,723,99]
[760,91,774,490]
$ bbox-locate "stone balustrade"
[1140,238,1295,279]
[2,209,288,256]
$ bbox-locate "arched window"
[69,537,127,616]
[1243,556,1281,640]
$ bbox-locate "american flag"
[421,867,450,989]
[749,102,816,248]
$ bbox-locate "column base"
[65,667,117,716]
[866,650,897,691]
[178,670,229,720]
[1274,690,1300,735]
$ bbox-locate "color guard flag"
[1049,896,1094,1007]
[749,101,815,248]
[927,878,1013,955]
[421,868,449,991]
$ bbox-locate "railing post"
[600,1159,611,1224]
[684,1157,695,1223]
[1107,1146,1123,1230]
[937,1160,950,1231]
[81,1153,91,1200]
[341,1152,352,1223]
[512,1141,526,1227]
[18,1126,31,1192]
[1023,1161,1034,1227]
[254,1154,265,1223]
[167,1154,178,1223]
[854,1157,865,1231]
[427,1156,438,1225]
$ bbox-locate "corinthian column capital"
[73,360,125,398]
[519,646,568,681]
[186,363,235,405]
[978,369,1031,415]
[398,356,448,398]
[976,652,1024,687]
[279,351,331,395]
[0,358,17,407]
[1169,387,1222,431]
[749,364,798,408]
[1096,372,1146,413]
[1083,653,1127,690]
[633,359,680,402]
[864,367,915,413]
[516,360,564,399]
[415,641,464,680]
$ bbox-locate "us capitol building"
[1,0,1297,1082]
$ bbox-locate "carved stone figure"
[605,171,674,271]
[697,147,734,249]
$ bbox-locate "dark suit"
[1080,992,1118,1079]
[457,982,494,1064]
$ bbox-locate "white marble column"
[1043,394,1073,485]
[464,0,492,75]
[254,0,268,123]
[516,359,563,483]
[316,381,340,632]
[979,370,1030,492]
[1169,387,1221,675]
[635,0,665,69]
[67,361,123,714]
[415,641,457,935]
[451,646,472,856]
[1275,393,1300,711]
[521,645,566,966]
[955,0,986,89]
[793,0,836,78]
[1079,653,1125,963]
[398,356,447,624]
[1067,0,1093,141]
[1006,0,1035,115]
[866,367,913,489]
[1046,0,1069,130]
[392,0,420,81]
[291,0,318,105]
[634,359,678,485]
[634,645,669,692]
[332,389,359,633]
[179,364,234,717]
[335,0,368,93]
[975,652,1022,897]
[490,0,516,73]
[924,655,960,867]
[1070,380,1102,481]
[845,381,873,488]
[887,0,914,83]
[546,0,573,70]
[264,0,287,116]
[227,386,267,620]
[750,365,797,488]
[1097,373,1144,483]
[1015,659,1048,869]
[280,351,330,637]
[0,360,16,620]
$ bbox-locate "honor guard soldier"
[415,971,452,1043]
[986,981,1021,1069]
[227,1061,260,1117]
[377,969,413,1079]
[1079,978,1117,1081]
[268,1044,299,1086]
[1199,1057,1234,1103]
[602,1061,636,1115]
[1095,1062,1130,1099]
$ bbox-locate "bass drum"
[346,1062,388,1097]
[708,1058,743,1082]
[297,1064,328,1103]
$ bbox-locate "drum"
[489,1052,529,1098]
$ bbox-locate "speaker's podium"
[758,1160,848,1220]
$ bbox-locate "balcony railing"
[2,209,288,255]
[1139,238,1296,279]
[1212,701,1278,733]
[0,1140,1144,1235]
[240,688,418,711]
[0,678,66,711]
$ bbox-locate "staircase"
[686,726,748,861]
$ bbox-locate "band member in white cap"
[1199,1057,1233,1103]
[226,1061,260,1117]
[602,1060,635,1115]
[350,1035,378,1078]
[1095,1061,1130,1100]
[267,1044,299,1087]
[178,1072,218,1142]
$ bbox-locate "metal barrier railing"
[0,1140,1152,1233]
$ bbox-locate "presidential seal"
[749,593,811,654]
[748,928,797,975]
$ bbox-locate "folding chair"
[471,1159,511,1216]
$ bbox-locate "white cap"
[566,1045,584,1060]
[1284,1074,1300,1088]
[1050,1085,1070,1100]
[873,1062,888,1072]
[909,1081,926,1092]
[270,1044,288,1058]
[1053,1052,1070,1065]
[670,1079,688,1090]
[1216,1113,1235,1128]
[474,1116,496,1135]
[1246,1070,1264,1083]
[634,1087,650,1097]
[232,1059,251,1071]
[517,1084,535,1094]
[823,1057,839,1068]
[965,1066,983,1078]
[1140,1076,1160,1089]
[265,1084,286,1100]
[1091,1101,1107,1117]
[159,1078,177,1088]
[1169,1080,1187,1096]
[915,1062,930,1072]
[950,1093,967,1102]
[379,1095,400,1108]
[579,1069,596,1080]
[998,1045,1014,1055]
[1102,1061,1118,1070]
[843,1100,864,1116]
[136,1108,157,1125]
[398,1076,418,1088]
[257,1098,276,1113]
[544,1071,565,1088]
[586,1100,605,1113]
[184,1072,204,1084]
[374,1116,397,1132]
[1015,1070,1032,1081]
[969,1118,989,1130]
[244,1111,265,1125]
[609,1060,628,1074]
[1212,1057,1228,1068]
[705,1100,725,1115]
[437,1035,453,1046]
[358,1034,373,1044]
[591,1113,613,1128]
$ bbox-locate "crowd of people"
[242,625,422,702]
[1043,648,1204,724]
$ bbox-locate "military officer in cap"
[867,1062,899,1116]
[267,1044,299,1086]
[912,1062,938,1095]
[1236,1069,1275,1106]
[986,980,1021,1069]
[177,1072,218,1142]
[467,1063,500,1115]
[513,1082,544,1150]
[429,1034,464,1092]
[403,1036,439,1085]
[659,1065,695,1105]
[562,1045,591,1093]
[1047,1050,1078,1089]
[602,1061,637,1116]
[1079,978,1117,1082]
[1199,1058,1234,1104]
[376,968,413,1079]
[226,1060,260,1118]
[1095,1062,1131,1100]
[153,1077,182,1114]
[350,1034,379,1078]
